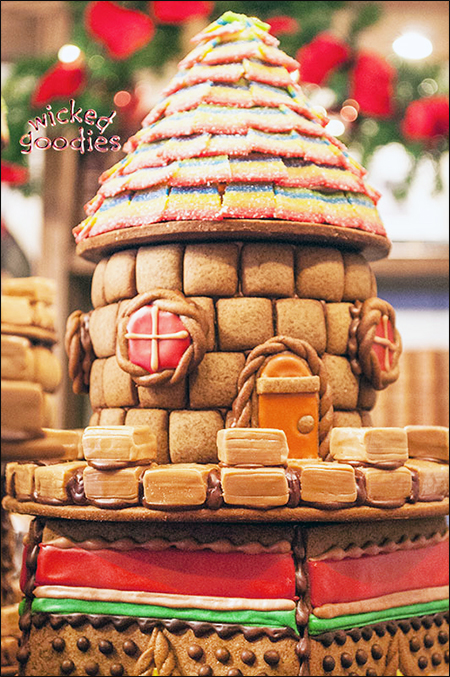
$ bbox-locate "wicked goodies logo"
[20,98,121,154]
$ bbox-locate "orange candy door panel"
[257,355,320,459]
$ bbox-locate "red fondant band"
[35,546,296,600]
[307,541,449,608]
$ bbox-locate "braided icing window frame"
[228,336,334,459]
[116,289,209,387]
[355,298,402,390]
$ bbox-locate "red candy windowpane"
[372,314,396,372]
[126,304,191,373]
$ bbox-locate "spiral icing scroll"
[65,310,94,394]
[228,336,334,459]
[116,289,209,387]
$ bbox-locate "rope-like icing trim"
[310,529,449,562]
[43,536,292,554]
[348,300,363,377]
[228,336,334,459]
[65,310,94,394]
[116,289,209,387]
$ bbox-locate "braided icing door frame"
[228,336,334,459]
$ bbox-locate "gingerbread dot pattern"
[310,614,449,676]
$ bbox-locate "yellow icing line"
[33,586,296,611]
[313,585,449,619]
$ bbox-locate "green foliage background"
[2,0,448,197]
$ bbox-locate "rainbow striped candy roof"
[74,11,386,244]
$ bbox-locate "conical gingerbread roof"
[75,11,390,262]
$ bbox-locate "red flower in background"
[1,160,29,185]
[401,96,449,144]
[151,1,213,24]
[350,52,396,118]
[267,15,299,36]
[31,62,86,107]
[296,33,350,85]
[85,1,155,59]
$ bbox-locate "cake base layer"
[75,219,391,263]
[3,495,448,523]
[14,511,450,675]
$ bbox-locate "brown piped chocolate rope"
[65,310,94,394]
[228,336,334,459]
[116,289,209,387]
[348,300,363,377]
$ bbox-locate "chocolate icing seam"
[348,300,363,377]
[28,612,299,640]
[310,529,449,561]
[206,466,223,509]
[312,613,448,644]
[19,517,45,668]
[293,526,310,676]
[43,535,293,554]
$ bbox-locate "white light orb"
[393,32,433,60]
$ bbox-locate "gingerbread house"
[66,11,401,465]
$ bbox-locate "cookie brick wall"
[88,242,379,463]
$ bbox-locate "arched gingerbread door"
[229,336,334,459]
[257,354,319,459]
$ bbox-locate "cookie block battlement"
[4,425,448,515]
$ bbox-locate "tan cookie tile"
[90,257,108,308]
[103,250,137,304]
[183,243,239,297]
[217,297,273,351]
[187,296,216,351]
[125,408,169,464]
[103,356,138,408]
[137,379,187,410]
[342,251,373,301]
[136,244,184,293]
[296,246,344,301]
[241,243,294,297]
[98,408,126,426]
[275,299,326,354]
[89,358,106,409]
[169,409,223,463]
[189,352,245,408]
[89,303,119,358]
[322,353,359,410]
[325,302,353,355]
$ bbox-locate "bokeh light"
[393,32,433,60]
[58,44,81,64]
[114,90,132,107]
[326,118,346,137]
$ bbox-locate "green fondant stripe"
[309,599,449,636]
[19,599,26,615]
[31,598,298,634]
